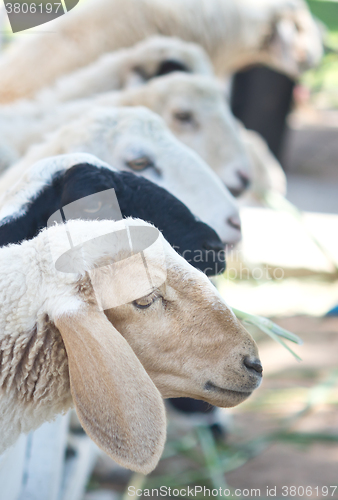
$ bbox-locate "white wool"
[37,35,214,104]
[0,218,157,453]
[0,153,114,221]
[0,0,322,102]
[0,73,251,194]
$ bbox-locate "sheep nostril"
[226,215,241,232]
[203,240,225,252]
[237,170,251,189]
[243,357,263,376]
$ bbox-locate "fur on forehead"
[88,106,169,139]
[146,72,224,96]
[133,35,213,68]
[0,153,114,221]
[44,217,175,275]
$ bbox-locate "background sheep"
[37,35,214,104]
[0,217,262,472]
[237,124,287,203]
[0,0,322,102]
[0,73,252,196]
[0,153,226,276]
[0,107,242,245]
[32,35,286,200]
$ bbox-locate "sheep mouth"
[204,381,252,398]
[228,185,246,198]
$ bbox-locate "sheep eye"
[174,111,194,123]
[127,156,155,171]
[133,292,160,309]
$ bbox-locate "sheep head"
[118,73,253,197]
[48,218,261,473]
[258,0,323,78]
[53,106,242,245]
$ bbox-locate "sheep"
[37,35,214,104]
[0,153,227,276]
[0,216,262,472]
[237,124,287,203]
[0,107,242,246]
[0,73,251,196]
[0,0,322,102]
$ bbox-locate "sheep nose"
[243,357,263,376]
[203,240,225,252]
[226,215,241,232]
[237,170,251,189]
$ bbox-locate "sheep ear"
[55,307,166,474]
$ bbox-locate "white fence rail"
[0,413,98,500]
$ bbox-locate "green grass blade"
[232,308,303,344]
[232,308,302,361]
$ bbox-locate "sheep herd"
[0,0,322,473]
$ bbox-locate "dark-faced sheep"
[0,153,227,276]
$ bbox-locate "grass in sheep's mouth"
[232,307,303,361]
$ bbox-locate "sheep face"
[49,219,261,472]
[35,107,241,245]
[105,251,262,409]
[53,219,261,410]
[129,74,252,197]
[100,108,242,244]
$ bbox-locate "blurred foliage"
[303,0,338,107]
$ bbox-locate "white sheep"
[0,0,322,102]
[31,36,286,200]
[37,35,214,104]
[237,124,287,204]
[0,217,262,472]
[0,107,241,245]
[0,73,251,196]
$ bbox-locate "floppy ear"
[55,306,166,474]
